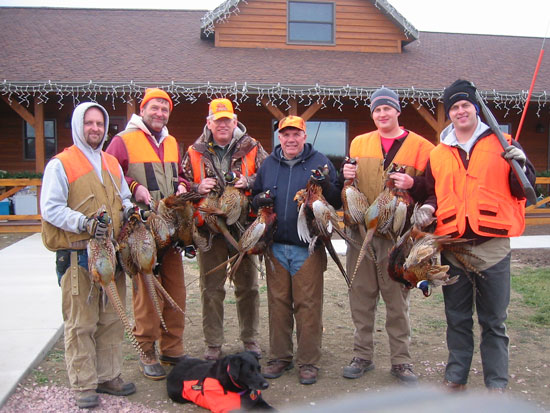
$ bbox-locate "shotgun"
[473,88,537,205]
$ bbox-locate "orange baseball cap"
[278,115,306,132]
[140,88,173,111]
[209,98,235,120]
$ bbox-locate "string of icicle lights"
[1,80,548,117]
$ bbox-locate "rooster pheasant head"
[224,171,238,184]
[95,207,111,226]
[309,164,329,184]
[385,163,407,189]
[257,190,274,208]
[343,156,357,166]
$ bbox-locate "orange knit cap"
[140,88,173,111]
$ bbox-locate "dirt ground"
[1,226,550,412]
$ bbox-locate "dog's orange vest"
[181,377,262,413]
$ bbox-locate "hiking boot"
[159,354,188,366]
[204,346,222,361]
[391,363,418,383]
[443,379,467,392]
[243,341,262,359]
[139,350,167,380]
[299,364,318,385]
[262,359,294,379]
[76,389,99,409]
[343,357,375,379]
[97,375,136,396]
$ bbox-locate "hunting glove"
[503,145,526,166]
[414,205,435,228]
[85,217,108,239]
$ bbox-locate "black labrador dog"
[167,351,274,411]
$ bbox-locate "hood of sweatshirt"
[439,115,490,151]
[71,102,110,181]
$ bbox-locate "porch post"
[34,100,45,173]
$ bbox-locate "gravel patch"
[0,385,167,413]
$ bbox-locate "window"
[288,1,334,44]
[498,123,511,134]
[24,120,56,160]
[273,119,347,169]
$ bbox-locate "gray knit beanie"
[370,87,401,113]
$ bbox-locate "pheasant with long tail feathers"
[204,190,277,281]
[295,166,351,288]
[350,163,414,285]
[87,207,145,358]
[117,206,187,333]
[387,209,483,296]
[341,157,369,235]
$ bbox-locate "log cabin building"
[1,0,549,176]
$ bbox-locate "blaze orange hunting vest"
[42,145,123,251]
[350,130,434,203]
[430,133,525,238]
[120,130,180,203]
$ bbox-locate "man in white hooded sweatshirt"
[41,102,136,409]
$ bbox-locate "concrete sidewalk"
[0,233,548,407]
[0,233,61,407]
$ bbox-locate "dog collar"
[226,365,244,390]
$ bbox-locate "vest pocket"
[478,198,499,217]
[477,216,511,236]
[436,202,458,233]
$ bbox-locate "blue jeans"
[271,243,310,276]
[56,249,88,286]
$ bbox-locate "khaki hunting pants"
[132,246,186,356]
[347,233,412,365]
[61,252,125,391]
[198,235,259,347]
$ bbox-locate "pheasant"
[388,211,483,297]
[219,171,249,230]
[295,167,351,288]
[195,183,240,252]
[117,206,186,333]
[87,206,145,358]
[341,157,369,234]
[351,163,414,285]
[156,191,202,249]
[205,190,277,281]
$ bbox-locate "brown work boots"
[96,375,136,396]
[343,357,375,379]
[138,350,166,380]
[390,363,418,383]
[262,359,294,379]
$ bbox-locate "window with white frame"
[24,120,56,160]
[273,119,347,169]
[288,1,335,44]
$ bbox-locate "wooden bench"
[0,179,42,233]
[525,177,550,226]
